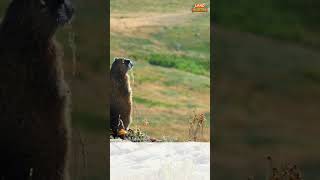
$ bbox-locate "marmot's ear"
[114,57,125,62]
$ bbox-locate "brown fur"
[110,58,133,134]
[0,0,73,179]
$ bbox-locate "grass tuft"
[188,111,207,141]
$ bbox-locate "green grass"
[153,20,210,55]
[215,0,320,47]
[110,14,210,76]
[161,67,210,90]
[160,89,179,97]
[133,96,178,108]
[148,53,209,76]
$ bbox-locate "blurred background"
[214,0,320,179]
[1,1,107,179]
[110,0,210,141]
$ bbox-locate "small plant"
[249,156,303,180]
[126,127,149,142]
[142,119,150,127]
[267,156,303,180]
[188,111,206,141]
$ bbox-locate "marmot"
[0,0,74,179]
[110,57,134,136]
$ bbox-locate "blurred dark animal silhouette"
[0,0,74,179]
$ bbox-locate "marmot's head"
[39,0,74,26]
[29,0,74,30]
[111,57,134,77]
[3,0,74,37]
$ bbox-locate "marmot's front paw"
[118,129,128,139]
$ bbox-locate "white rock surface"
[110,142,210,180]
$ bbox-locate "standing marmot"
[0,0,74,179]
[110,57,134,136]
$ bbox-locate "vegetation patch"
[148,53,209,76]
[153,24,210,54]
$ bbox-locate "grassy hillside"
[214,2,320,180]
[110,0,210,141]
[214,29,320,179]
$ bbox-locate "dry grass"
[188,111,207,141]
[110,12,193,37]
[110,109,210,142]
